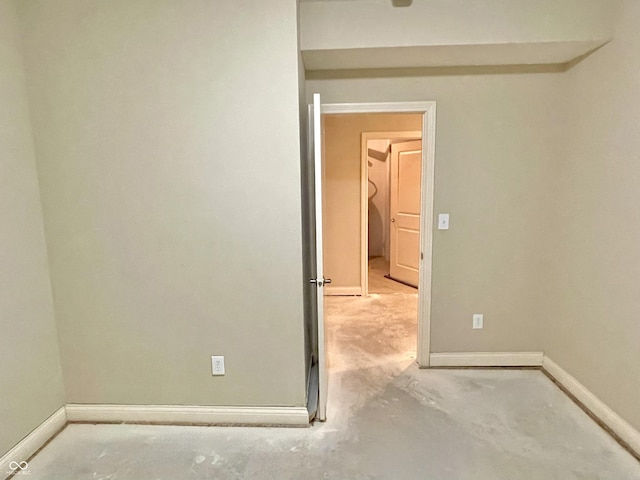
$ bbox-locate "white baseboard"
[0,406,66,479]
[65,404,310,427]
[325,286,361,296]
[542,356,640,456]
[429,352,544,367]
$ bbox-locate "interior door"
[389,140,423,287]
[309,93,328,421]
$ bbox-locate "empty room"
[1,0,639,478]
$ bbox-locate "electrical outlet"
[472,314,483,329]
[211,356,225,375]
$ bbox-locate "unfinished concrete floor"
[21,264,640,479]
[367,256,416,294]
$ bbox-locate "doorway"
[363,132,422,295]
[322,115,424,383]
[319,103,436,366]
[307,99,436,422]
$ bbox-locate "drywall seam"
[0,407,66,480]
[428,352,544,367]
[65,404,310,427]
[542,356,640,457]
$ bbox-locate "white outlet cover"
[473,314,483,329]
[211,356,225,375]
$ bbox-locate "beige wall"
[311,0,640,437]
[297,2,316,389]
[301,0,612,51]
[2,0,636,453]
[300,0,612,69]
[323,114,423,292]
[18,0,307,407]
[0,0,64,457]
[310,71,562,351]
[544,0,640,432]
[367,139,391,259]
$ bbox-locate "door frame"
[322,101,437,367]
[361,131,422,295]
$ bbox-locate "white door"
[309,93,329,421]
[389,140,422,287]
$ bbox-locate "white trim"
[325,286,362,296]
[416,103,436,367]
[313,93,328,422]
[65,404,310,427]
[542,356,640,456]
[429,352,544,367]
[322,102,435,114]
[321,101,436,367]
[0,407,66,478]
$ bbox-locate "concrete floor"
[367,256,416,295]
[20,262,640,479]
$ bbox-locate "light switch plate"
[473,314,483,329]
[438,213,449,230]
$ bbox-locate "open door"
[309,93,329,421]
[389,140,422,287]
